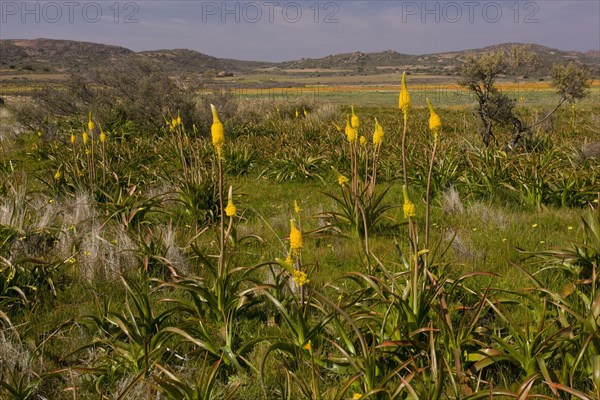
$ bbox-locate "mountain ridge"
[1,38,598,76]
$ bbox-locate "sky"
[1,0,599,61]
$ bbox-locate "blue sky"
[1,1,599,61]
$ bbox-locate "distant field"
[2,67,599,107]
[213,82,600,107]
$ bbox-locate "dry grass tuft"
[441,186,464,215]
[581,140,600,159]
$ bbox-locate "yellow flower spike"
[332,167,349,187]
[338,174,349,187]
[294,200,301,214]
[87,112,94,131]
[303,108,308,117]
[373,118,384,145]
[402,185,416,219]
[359,135,367,146]
[70,131,76,144]
[292,269,309,287]
[289,219,303,255]
[54,167,61,180]
[225,186,237,217]
[176,111,182,126]
[295,109,299,119]
[345,117,357,144]
[426,98,442,141]
[82,130,89,145]
[285,252,293,267]
[99,130,106,143]
[210,104,225,156]
[399,71,410,119]
[351,105,360,128]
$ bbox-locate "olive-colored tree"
[551,62,591,102]
[459,46,590,148]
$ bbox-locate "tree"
[458,45,534,147]
[551,62,591,102]
[459,46,591,148]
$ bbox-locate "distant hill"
[1,38,598,78]
[0,38,272,76]
[276,44,600,76]
[276,50,419,70]
[0,38,134,72]
[137,48,273,74]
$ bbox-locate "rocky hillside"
[1,38,598,77]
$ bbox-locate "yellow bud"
[402,185,416,219]
[70,133,76,144]
[295,109,299,119]
[373,118,384,145]
[351,105,359,128]
[99,130,106,143]
[345,117,357,143]
[54,168,61,180]
[176,111,182,126]
[399,71,410,118]
[82,131,89,145]
[210,104,225,156]
[303,108,308,117]
[289,219,303,254]
[359,136,366,146]
[294,200,301,214]
[225,186,237,217]
[426,98,442,141]
[88,112,94,131]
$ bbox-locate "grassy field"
[209,78,600,106]
[0,75,599,399]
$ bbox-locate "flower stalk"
[425,98,442,252]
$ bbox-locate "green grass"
[224,86,600,108]
[0,93,599,399]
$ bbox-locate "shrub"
[11,57,198,134]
